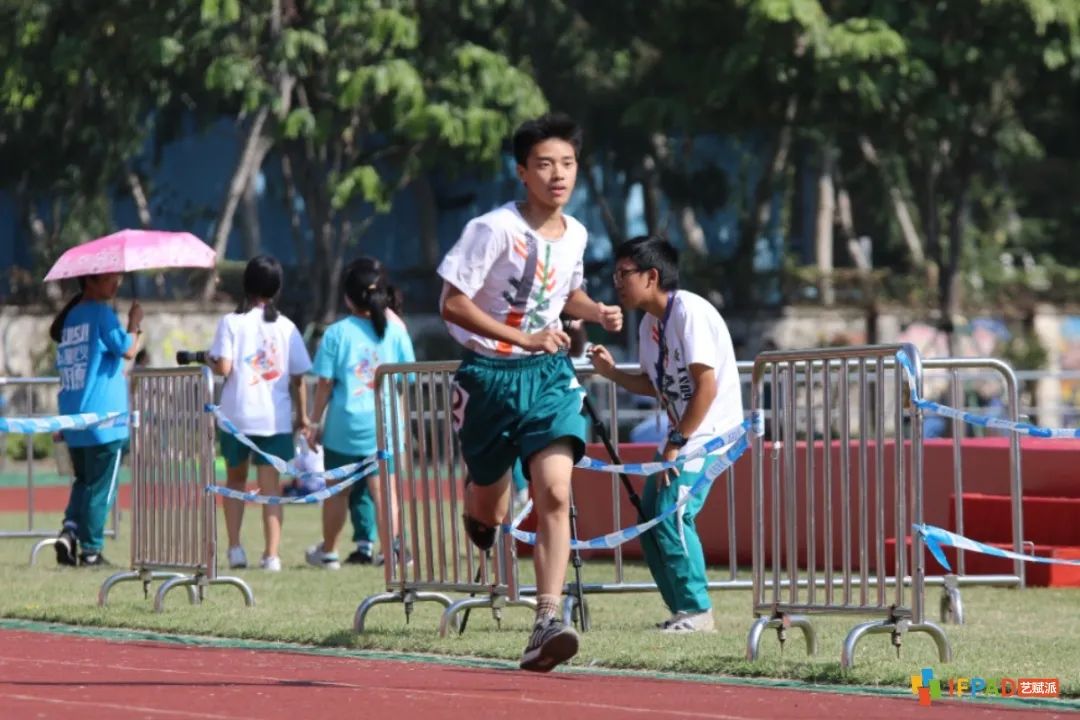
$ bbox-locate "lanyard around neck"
[652,292,676,392]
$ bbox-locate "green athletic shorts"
[219,431,295,469]
[451,351,587,486]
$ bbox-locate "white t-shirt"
[437,202,587,358]
[209,308,313,435]
[637,290,743,453]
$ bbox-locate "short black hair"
[614,235,680,291]
[512,113,583,166]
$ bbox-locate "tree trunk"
[279,153,307,270]
[200,107,272,300]
[733,93,799,304]
[413,173,440,270]
[641,153,663,236]
[126,168,152,228]
[858,135,924,267]
[239,171,262,258]
[650,133,707,256]
[581,155,624,246]
[815,144,836,305]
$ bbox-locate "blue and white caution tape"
[206,464,375,505]
[510,434,750,551]
[896,350,1080,439]
[0,411,129,434]
[574,414,761,475]
[913,523,1080,571]
[206,404,387,481]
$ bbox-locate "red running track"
[0,628,1072,720]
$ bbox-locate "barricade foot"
[354,591,455,633]
[840,617,949,669]
[152,574,254,612]
[746,613,815,661]
[940,575,964,624]
[210,575,256,608]
[29,539,57,566]
[440,595,536,637]
[909,621,953,664]
[99,570,199,607]
[561,594,590,630]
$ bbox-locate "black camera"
[176,350,209,366]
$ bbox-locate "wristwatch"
[667,429,689,448]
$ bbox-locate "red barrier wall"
[565,438,1080,566]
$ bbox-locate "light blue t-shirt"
[56,301,133,447]
[312,315,415,456]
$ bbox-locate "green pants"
[452,352,587,486]
[641,454,716,614]
[63,440,125,553]
[324,448,397,545]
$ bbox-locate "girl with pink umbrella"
[49,274,144,566]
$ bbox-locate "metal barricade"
[354,361,534,635]
[355,359,764,633]
[98,367,253,611]
[0,376,121,564]
[746,344,952,668]
[921,358,1024,624]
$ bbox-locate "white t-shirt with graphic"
[210,308,313,435]
[637,290,744,453]
[437,202,587,358]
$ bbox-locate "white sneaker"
[260,555,282,572]
[227,545,247,569]
[305,542,341,570]
[656,611,686,629]
[661,610,715,633]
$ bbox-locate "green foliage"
[5,433,54,462]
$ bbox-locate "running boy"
[588,236,743,632]
[438,113,622,672]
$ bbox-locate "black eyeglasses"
[612,267,645,284]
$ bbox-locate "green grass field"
[2,506,1079,703]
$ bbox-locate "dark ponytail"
[49,277,89,343]
[343,256,389,339]
[236,255,283,322]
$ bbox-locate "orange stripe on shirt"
[495,309,527,355]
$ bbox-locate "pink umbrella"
[43,229,215,281]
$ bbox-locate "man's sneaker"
[227,545,247,569]
[344,548,375,565]
[661,610,715,633]
[462,514,496,552]
[305,543,341,570]
[54,528,78,567]
[78,552,110,567]
[519,617,579,673]
[656,612,686,629]
[260,555,282,572]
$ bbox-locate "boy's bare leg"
[463,470,513,528]
[528,440,574,604]
[518,439,579,673]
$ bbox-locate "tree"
[0,0,182,285]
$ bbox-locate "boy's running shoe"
[78,552,110,567]
[519,617,579,673]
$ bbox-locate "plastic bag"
[284,435,326,497]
